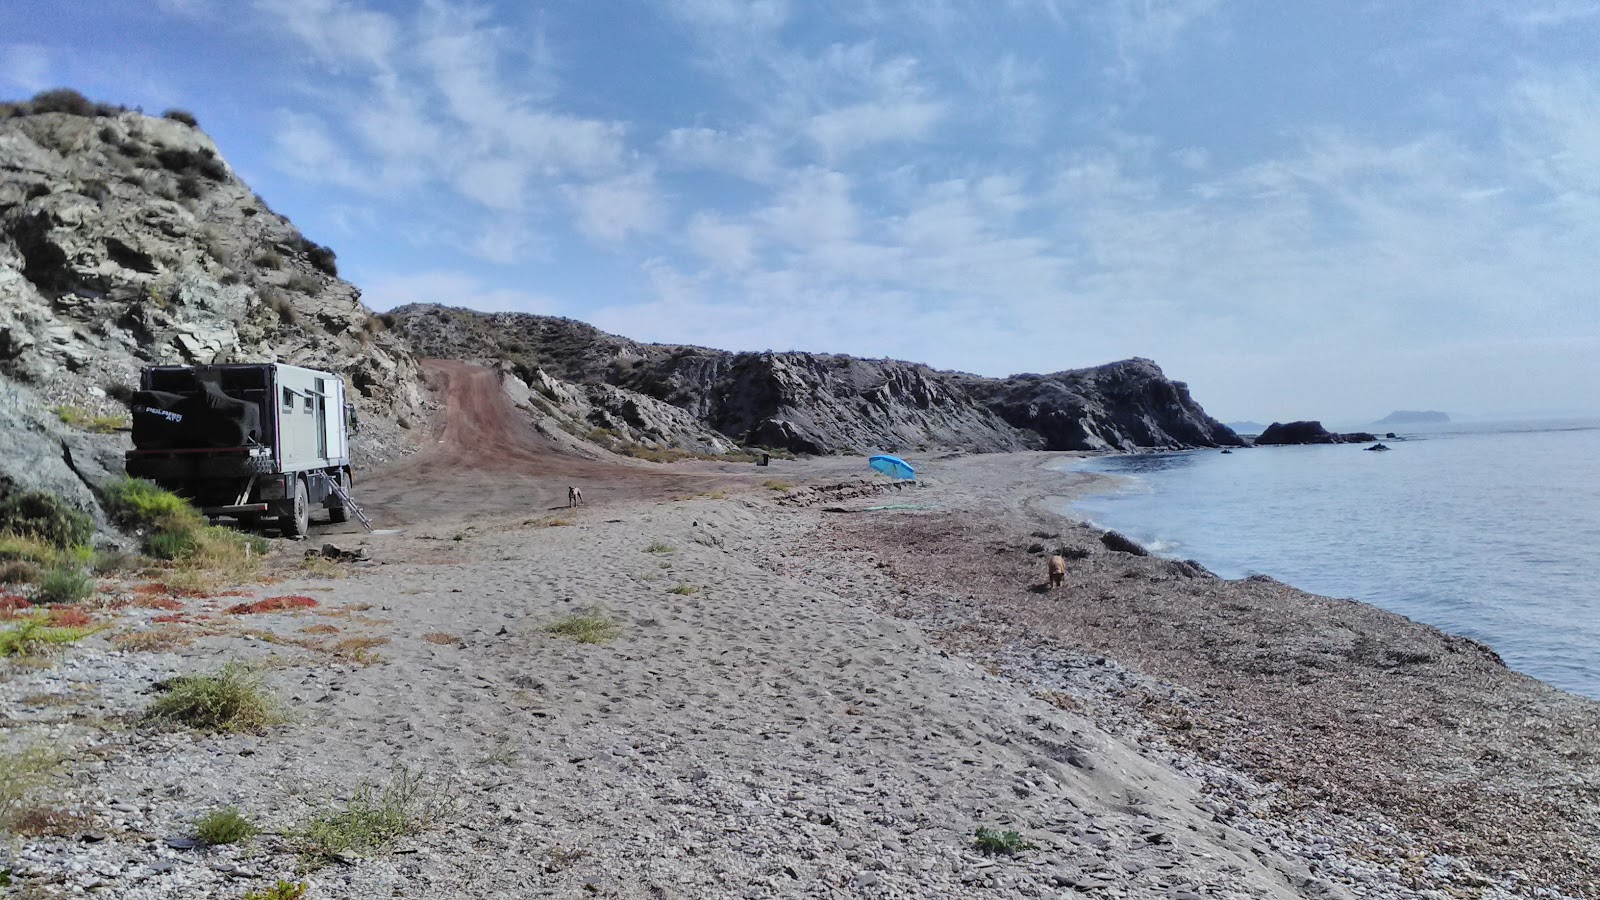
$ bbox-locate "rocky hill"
[388,304,1242,455]
[0,91,429,530]
[1374,410,1450,426]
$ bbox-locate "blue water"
[1069,420,1600,699]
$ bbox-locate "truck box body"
[125,363,356,536]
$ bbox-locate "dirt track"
[349,360,736,528]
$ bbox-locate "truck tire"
[281,477,309,539]
[327,470,350,524]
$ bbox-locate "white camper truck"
[124,363,363,537]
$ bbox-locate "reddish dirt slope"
[351,360,732,527]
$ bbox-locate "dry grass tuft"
[142,661,282,733]
[423,632,462,646]
[299,624,340,636]
[546,609,620,645]
[111,627,193,652]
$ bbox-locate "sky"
[4,1,1599,425]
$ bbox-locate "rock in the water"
[1254,421,1377,445]
[1100,530,1150,556]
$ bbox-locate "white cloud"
[564,171,664,243]
[254,0,398,75]
[757,169,859,247]
[685,213,758,271]
[658,126,782,182]
[805,100,944,159]
[269,111,370,189]
[360,270,555,313]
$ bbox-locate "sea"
[1067,419,1600,700]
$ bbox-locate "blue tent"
[868,454,916,481]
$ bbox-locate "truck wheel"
[281,477,309,539]
[327,470,350,524]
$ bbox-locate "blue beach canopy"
[868,454,916,480]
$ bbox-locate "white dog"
[567,486,584,508]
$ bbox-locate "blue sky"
[4,1,1599,424]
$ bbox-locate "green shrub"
[243,881,308,900]
[0,619,96,657]
[34,565,93,604]
[974,827,1036,856]
[0,489,93,548]
[146,529,197,561]
[294,767,443,862]
[161,108,198,127]
[299,239,338,277]
[143,662,281,733]
[102,477,201,532]
[194,806,257,845]
[29,88,94,116]
[0,559,42,585]
[51,403,126,432]
[546,609,620,645]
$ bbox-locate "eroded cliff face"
[0,103,429,469]
[389,304,1240,455]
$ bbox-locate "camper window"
[281,388,294,412]
[303,395,314,414]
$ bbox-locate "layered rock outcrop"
[390,305,1241,455]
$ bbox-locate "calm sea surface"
[1068,420,1600,699]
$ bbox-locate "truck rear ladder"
[316,472,374,531]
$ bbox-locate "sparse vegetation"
[299,238,338,277]
[0,490,93,549]
[668,584,699,595]
[285,272,321,294]
[0,747,62,834]
[293,766,445,862]
[423,632,462,646]
[523,516,573,527]
[110,627,193,652]
[51,404,126,433]
[143,661,281,733]
[103,476,200,532]
[101,478,265,588]
[195,806,257,845]
[0,617,97,657]
[33,564,94,604]
[259,286,298,324]
[253,249,284,269]
[546,609,620,644]
[974,826,1037,856]
[762,480,796,491]
[24,88,127,118]
[644,541,674,554]
[161,108,198,127]
[243,880,309,900]
[0,559,42,585]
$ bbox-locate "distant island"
[1373,410,1450,426]
[1226,421,1266,434]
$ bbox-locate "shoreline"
[815,450,1599,897]
[2,450,1595,898]
[1044,446,1599,701]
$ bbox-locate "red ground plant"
[226,595,318,615]
[151,614,186,624]
[43,607,94,628]
[131,595,184,611]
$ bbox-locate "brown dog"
[1047,554,1067,589]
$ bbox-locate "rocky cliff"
[0,93,428,453]
[389,305,1241,455]
[0,91,430,536]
